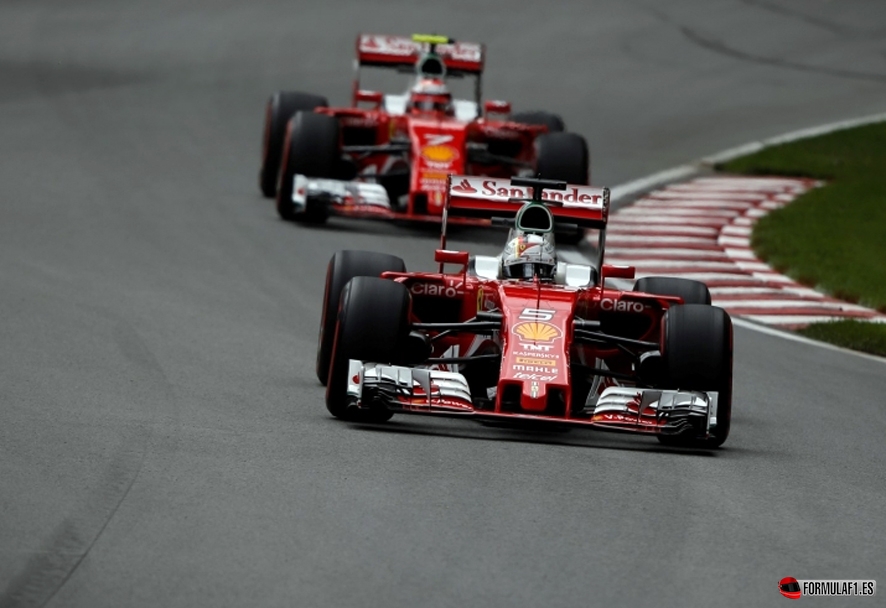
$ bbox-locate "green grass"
[719,120,886,356]
[798,320,886,358]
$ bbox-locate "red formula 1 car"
[259,34,589,234]
[315,176,735,448]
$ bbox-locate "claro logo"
[599,299,645,313]
[410,280,464,298]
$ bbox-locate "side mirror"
[601,264,635,280]
[354,90,384,109]
[434,249,470,268]
[483,100,511,118]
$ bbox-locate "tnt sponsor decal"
[519,342,553,352]
[512,322,561,343]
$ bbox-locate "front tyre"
[259,91,328,198]
[316,250,407,385]
[326,277,411,421]
[659,304,733,448]
[276,111,339,222]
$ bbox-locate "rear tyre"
[326,277,411,421]
[553,226,584,246]
[534,132,591,244]
[276,111,339,222]
[316,250,407,385]
[535,132,589,185]
[634,277,711,305]
[259,91,328,198]
[658,304,733,448]
[511,111,566,133]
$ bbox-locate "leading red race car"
[259,34,590,235]
[315,175,735,448]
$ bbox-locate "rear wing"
[356,34,485,75]
[444,175,609,228]
[440,176,610,267]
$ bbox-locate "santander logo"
[452,179,478,193]
[448,176,604,207]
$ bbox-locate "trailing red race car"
[259,34,590,236]
[315,176,735,448]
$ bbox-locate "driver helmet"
[501,231,557,280]
[407,78,454,116]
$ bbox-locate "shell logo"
[512,322,561,342]
[422,145,459,164]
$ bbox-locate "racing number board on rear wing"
[445,175,610,228]
[357,35,485,74]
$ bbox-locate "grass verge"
[719,120,886,357]
[797,320,886,358]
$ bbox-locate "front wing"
[347,361,719,438]
[292,174,394,218]
[291,174,489,224]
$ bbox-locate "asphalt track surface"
[2,1,885,607]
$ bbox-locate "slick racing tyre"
[554,225,585,246]
[535,132,590,185]
[276,111,339,222]
[659,304,733,448]
[534,132,591,244]
[633,277,712,305]
[325,277,411,422]
[316,250,407,385]
[511,110,566,133]
[259,91,328,198]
